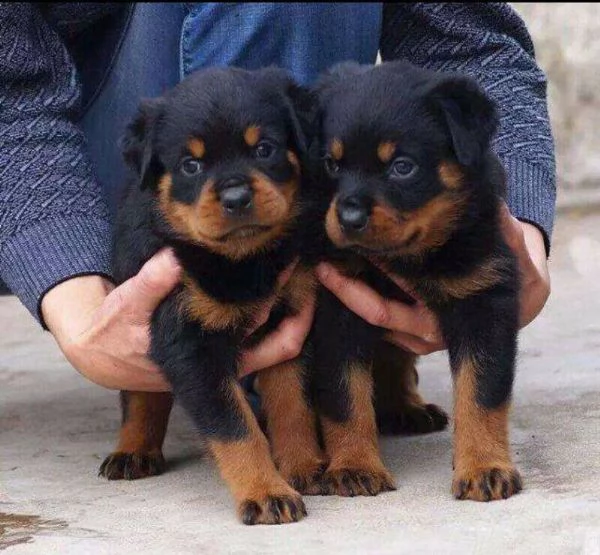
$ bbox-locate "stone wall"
[512,3,600,194]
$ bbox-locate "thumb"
[117,248,182,321]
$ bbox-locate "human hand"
[239,260,316,376]
[316,204,551,355]
[499,203,551,328]
[42,248,181,391]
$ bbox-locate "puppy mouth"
[217,224,273,241]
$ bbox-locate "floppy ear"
[255,66,317,155]
[121,97,165,190]
[284,81,318,155]
[424,75,498,167]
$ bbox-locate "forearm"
[0,4,113,323]
[380,2,557,254]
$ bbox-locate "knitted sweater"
[0,3,556,323]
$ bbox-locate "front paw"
[377,402,449,436]
[99,451,166,480]
[320,467,396,497]
[282,461,328,496]
[453,466,522,501]
[239,492,307,525]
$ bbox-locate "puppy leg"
[312,290,395,497]
[374,343,448,435]
[99,391,173,480]
[258,356,327,495]
[152,300,305,525]
[440,287,522,501]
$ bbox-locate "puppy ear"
[424,76,498,167]
[121,97,165,190]
[284,81,317,155]
[255,66,317,155]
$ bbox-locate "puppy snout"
[218,177,253,215]
[337,196,370,233]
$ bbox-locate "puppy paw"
[377,403,449,436]
[320,467,396,497]
[239,493,307,525]
[99,451,166,480]
[283,461,328,496]
[453,466,522,501]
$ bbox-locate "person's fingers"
[316,262,438,338]
[276,258,299,290]
[113,249,182,322]
[239,291,316,376]
[499,203,537,279]
[383,331,442,355]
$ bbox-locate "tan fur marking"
[452,357,520,500]
[438,161,464,190]
[208,382,297,506]
[116,392,173,454]
[331,138,344,160]
[180,275,263,330]
[439,258,506,299]
[321,364,392,479]
[282,266,317,314]
[244,126,261,147]
[377,141,396,163]
[325,191,467,256]
[287,150,300,173]
[157,171,300,261]
[259,359,325,486]
[187,138,205,159]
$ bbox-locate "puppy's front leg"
[312,289,395,497]
[259,356,327,494]
[151,298,305,525]
[440,285,523,501]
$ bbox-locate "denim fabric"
[80,4,187,216]
[180,3,382,84]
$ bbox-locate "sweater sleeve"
[0,4,113,325]
[380,2,557,254]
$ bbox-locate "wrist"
[41,275,115,344]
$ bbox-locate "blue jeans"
[78,2,382,216]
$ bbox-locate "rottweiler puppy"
[310,61,523,501]
[98,66,320,524]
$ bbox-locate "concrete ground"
[1,210,599,555]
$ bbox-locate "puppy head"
[316,61,498,257]
[122,67,312,260]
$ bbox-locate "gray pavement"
[1,210,599,554]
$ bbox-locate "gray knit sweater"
[0,3,556,323]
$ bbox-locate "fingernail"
[161,248,181,272]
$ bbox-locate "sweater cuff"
[502,158,556,257]
[0,217,113,327]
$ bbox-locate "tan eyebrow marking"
[187,138,205,159]
[377,141,396,163]
[244,126,261,147]
[437,161,464,190]
[331,138,344,160]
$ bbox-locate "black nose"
[337,197,370,232]
[219,178,253,215]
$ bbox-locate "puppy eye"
[390,157,417,179]
[254,140,277,159]
[181,157,204,177]
[324,156,341,176]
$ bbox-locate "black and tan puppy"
[98,67,321,524]
[311,61,522,501]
